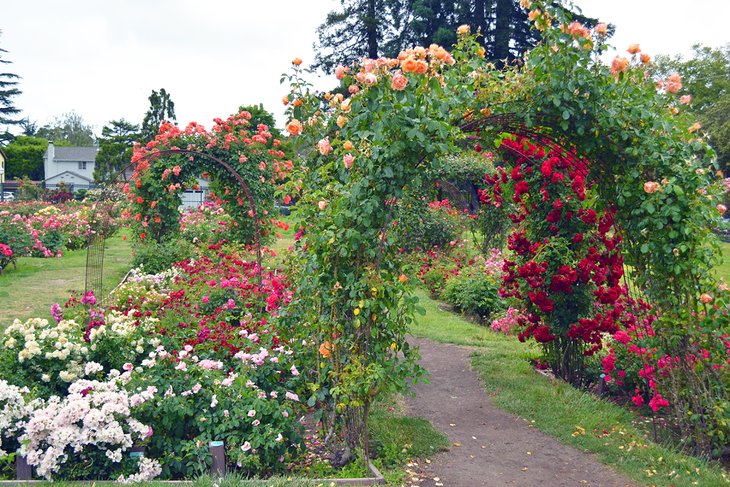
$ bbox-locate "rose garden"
[0,1,729,485]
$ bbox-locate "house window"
[78,161,87,170]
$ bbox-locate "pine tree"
[141,88,176,143]
[313,0,409,73]
[94,119,141,182]
[0,31,22,145]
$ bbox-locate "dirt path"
[404,337,634,487]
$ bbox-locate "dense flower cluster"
[0,204,95,270]
[480,137,625,383]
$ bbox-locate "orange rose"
[401,56,418,73]
[398,274,408,283]
[343,140,353,150]
[293,98,303,107]
[640,53,651,64]
[282,95,289,106]
[292,57,303,65]
[627,43,641,54]
[319,341,332,358]
[286,119,303,136]
[610,56,629,75]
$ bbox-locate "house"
[43,142,98,190]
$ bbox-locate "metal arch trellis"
[459,113,647,308]
[84,148,265,304]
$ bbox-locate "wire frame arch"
[85,148,266,304]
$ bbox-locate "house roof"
[53,146,98,162]
[44,170,94,183]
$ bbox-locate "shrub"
[392,197,462,251]
[132,238,195,274]
[441,270,503,319]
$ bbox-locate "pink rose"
[343,153,355,169]
[364,73,378,85]
[317,138,332,155]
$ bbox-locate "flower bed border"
[4,454,385,485]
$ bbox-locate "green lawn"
[410,288,729,486]
[0,230,132,328]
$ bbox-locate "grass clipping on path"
[410,289,730,487]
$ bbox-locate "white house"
[43,142,98,189]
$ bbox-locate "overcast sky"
[2,1,728,136]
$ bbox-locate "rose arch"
[281,0,728,457]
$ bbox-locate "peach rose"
[318,200,328,211]
[364,73,378,85]
[457,24,471,35]
[293,98,303,107]
[644,181,660,193]
[343,140,353,150]
[336,115,347,128]
[640,53,651,64]
[665,73,682,93]
[519,0,532,8]
[398,274,408,283]
[718,204,727,215]
[343,153,354,169]
[594,23,608,35]
[334,64,347,80]
[317,138,332,155]
[282,95,289,106]
[292,57,303,66]
[700,293,713,304]
[688,122,702,133]
[680,95,692,104]
[391,71,408,91]
[319,341,332,358]
[348,84,360,95]
[286,119,303,136]
[627,43,641,54]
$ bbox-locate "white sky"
[2,0,729,136]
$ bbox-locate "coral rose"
[401,57,418,73]
[688,122,702,133]
[348,84,360,95]
[343,140,353,150]
[282,95,289,106]
[718,204,727,215]
[680,95,692,105]
[318,200,328,210]
[627,43,641,54]
[700,293,713,304]
[640,53,651,64]
[286,119,303,136]
[391,71,408,91]
[292,57,303,66]
[594,23,608,35]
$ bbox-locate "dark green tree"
[654,44,730,171]
[0,31,22,146]
[313,0,410,73]
[3,135,47,180]
[238,104,282,138]
[94,119,141,182]
[36,111,95,146]
[141,88,176,143]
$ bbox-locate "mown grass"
[410,288,730,486]
[718,242,730,281]
[0,229,132,328]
